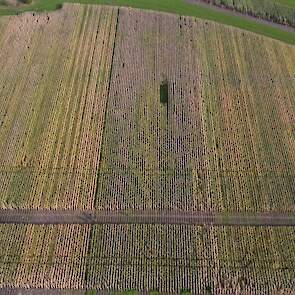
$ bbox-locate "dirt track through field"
[186,0,295,32]
[0,209,294,226]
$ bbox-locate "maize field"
[0,5,294,212]
[0,3,294,293]
[0,224,294,293]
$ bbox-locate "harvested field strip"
[0,224,294,292]
[0,209,294,226]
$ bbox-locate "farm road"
[0,209,294,226]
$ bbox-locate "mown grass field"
[0,4,295,293]
[0,0,295,44]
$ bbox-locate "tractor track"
[0,209,294,226]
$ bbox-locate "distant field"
[0,0,295,45]
[0,4,295,293]
[209,0,295,27]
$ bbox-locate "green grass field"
[275,0,295,8]
[0,0,294,44]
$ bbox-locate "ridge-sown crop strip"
[0,4,118,209]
